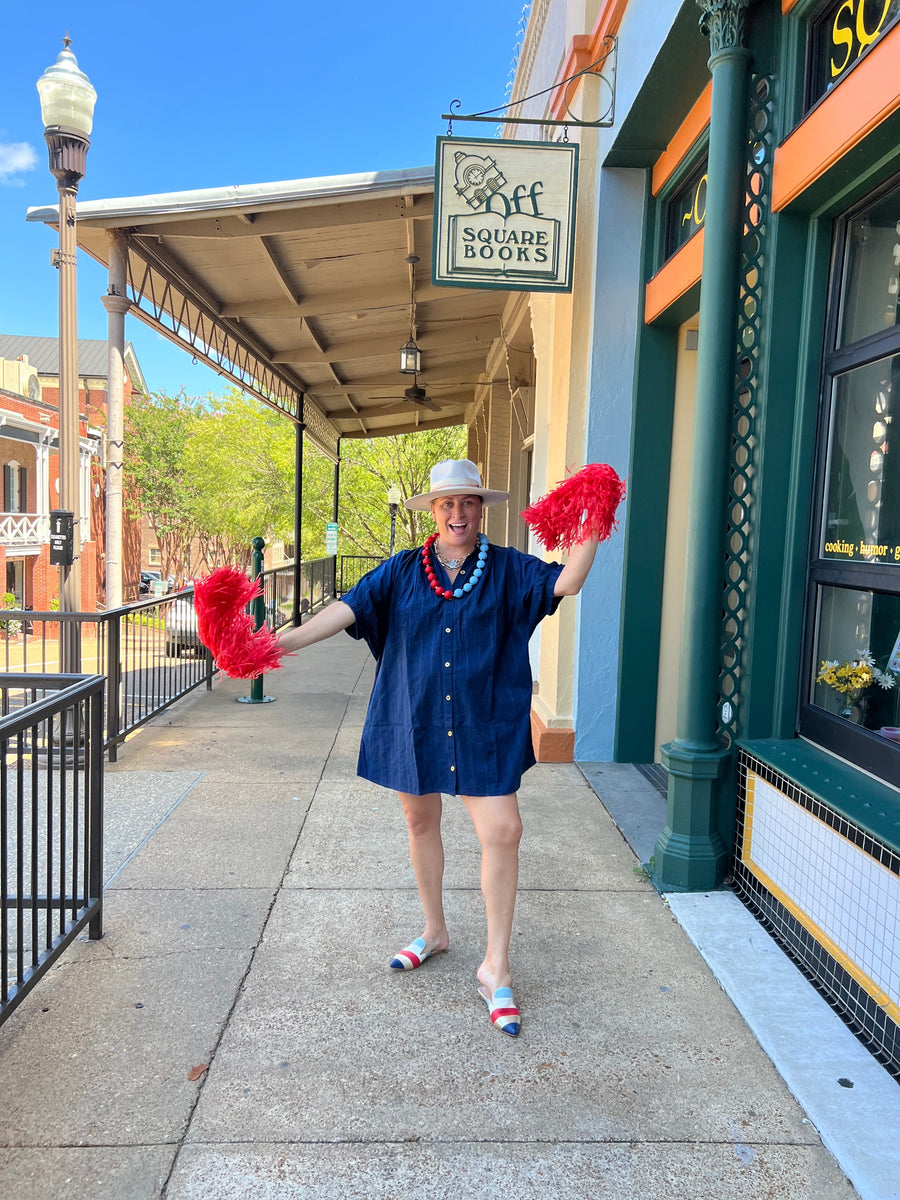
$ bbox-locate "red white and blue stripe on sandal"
[390,937,431,970]
[480,985,520,1037]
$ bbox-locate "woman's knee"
[480,810,523,852]
[462,795,523,851]
[500,815,524,851]
[399,792,442,839]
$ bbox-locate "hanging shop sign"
[432,136,579,293]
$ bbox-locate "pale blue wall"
[573,167,647,761]
[567,0,686,760]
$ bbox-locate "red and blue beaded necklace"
[421,532,488,600]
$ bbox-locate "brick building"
[0,335,146,611]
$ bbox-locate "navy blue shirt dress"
[342,542,564,796]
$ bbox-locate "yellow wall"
[0,358,41,401]
[531,117,600,733]
[654,317,699,755]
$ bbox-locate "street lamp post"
[387,486,402,556]
[37,36,96,671]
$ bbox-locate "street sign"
[326,522,338,555]
[49,509,75,566]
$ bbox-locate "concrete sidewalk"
[0,634,871,1199]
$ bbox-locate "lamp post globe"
[37,38,97,137]
[38,37,96,670]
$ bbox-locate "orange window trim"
[651,81,713,196]
[644,229,704,324]
[549,0,630,120]
[773,20,900,211]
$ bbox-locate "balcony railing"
[0,512,48,548]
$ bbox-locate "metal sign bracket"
[442,36,616,135]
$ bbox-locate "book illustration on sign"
[448,211,560,280]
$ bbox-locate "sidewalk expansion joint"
[104,773,207,888]
[173,1135,827,1148]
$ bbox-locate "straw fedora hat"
[404,459,509,511]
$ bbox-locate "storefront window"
[803,175,900,780]
[806,0,900,112]
[822,352,900,561]
[811,585,900,738]
[837,187,900,346]
[664,160,707,262]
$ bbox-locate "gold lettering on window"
[831,0,892,78]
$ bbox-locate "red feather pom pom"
[192,565,287,680]
[521,463,626,551]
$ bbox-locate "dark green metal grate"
[718,75,775,745]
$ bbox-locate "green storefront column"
[652,0,753,892]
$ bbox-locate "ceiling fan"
[324,376,509,420]
[375,374,443,412]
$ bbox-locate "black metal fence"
[1,673,104,1027]
[300,556,336,615]
[338,555,384,594]
[0,556,337,761]
[1,594,214,763]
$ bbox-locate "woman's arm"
[553,537,599,597]
[276,600,356,652]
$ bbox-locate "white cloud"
[0,142,39,184]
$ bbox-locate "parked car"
[164,591,203,656]
[140,570,161,595]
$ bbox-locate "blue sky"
[1,2,528,397]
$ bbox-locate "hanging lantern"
[399,337,421,375]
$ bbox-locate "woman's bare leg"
[460,793,522,992]
[398,791,450,953]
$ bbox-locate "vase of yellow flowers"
[816,653,897,723]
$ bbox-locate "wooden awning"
[28,167,511,455]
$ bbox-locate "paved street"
[0,634,880,1199]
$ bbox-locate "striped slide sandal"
[389,937,444,971]
[479,985,521,1037]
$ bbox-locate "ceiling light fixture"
[400,254,421,375]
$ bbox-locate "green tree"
[123,390,201,581]
[184,389,300,568]
[295,440,342,562]
[125,387,467,572]
[336,427,468,556]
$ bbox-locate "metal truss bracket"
[442,36,616,133]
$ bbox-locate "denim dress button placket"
[341,539,565,797]
[443,618,456,779]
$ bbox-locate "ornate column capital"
[697,0,751,58]
[101,293,132,317]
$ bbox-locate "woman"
[277,460,599,1036]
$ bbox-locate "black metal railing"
[0,556,336,761]
[1,594,214,763]
[338,555,383,594]
[256,557,335,621]
[259,562,296,629]
[1,673,104,1027]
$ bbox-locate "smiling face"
[430,493,484,553]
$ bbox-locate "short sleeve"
[508,548,564,634]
